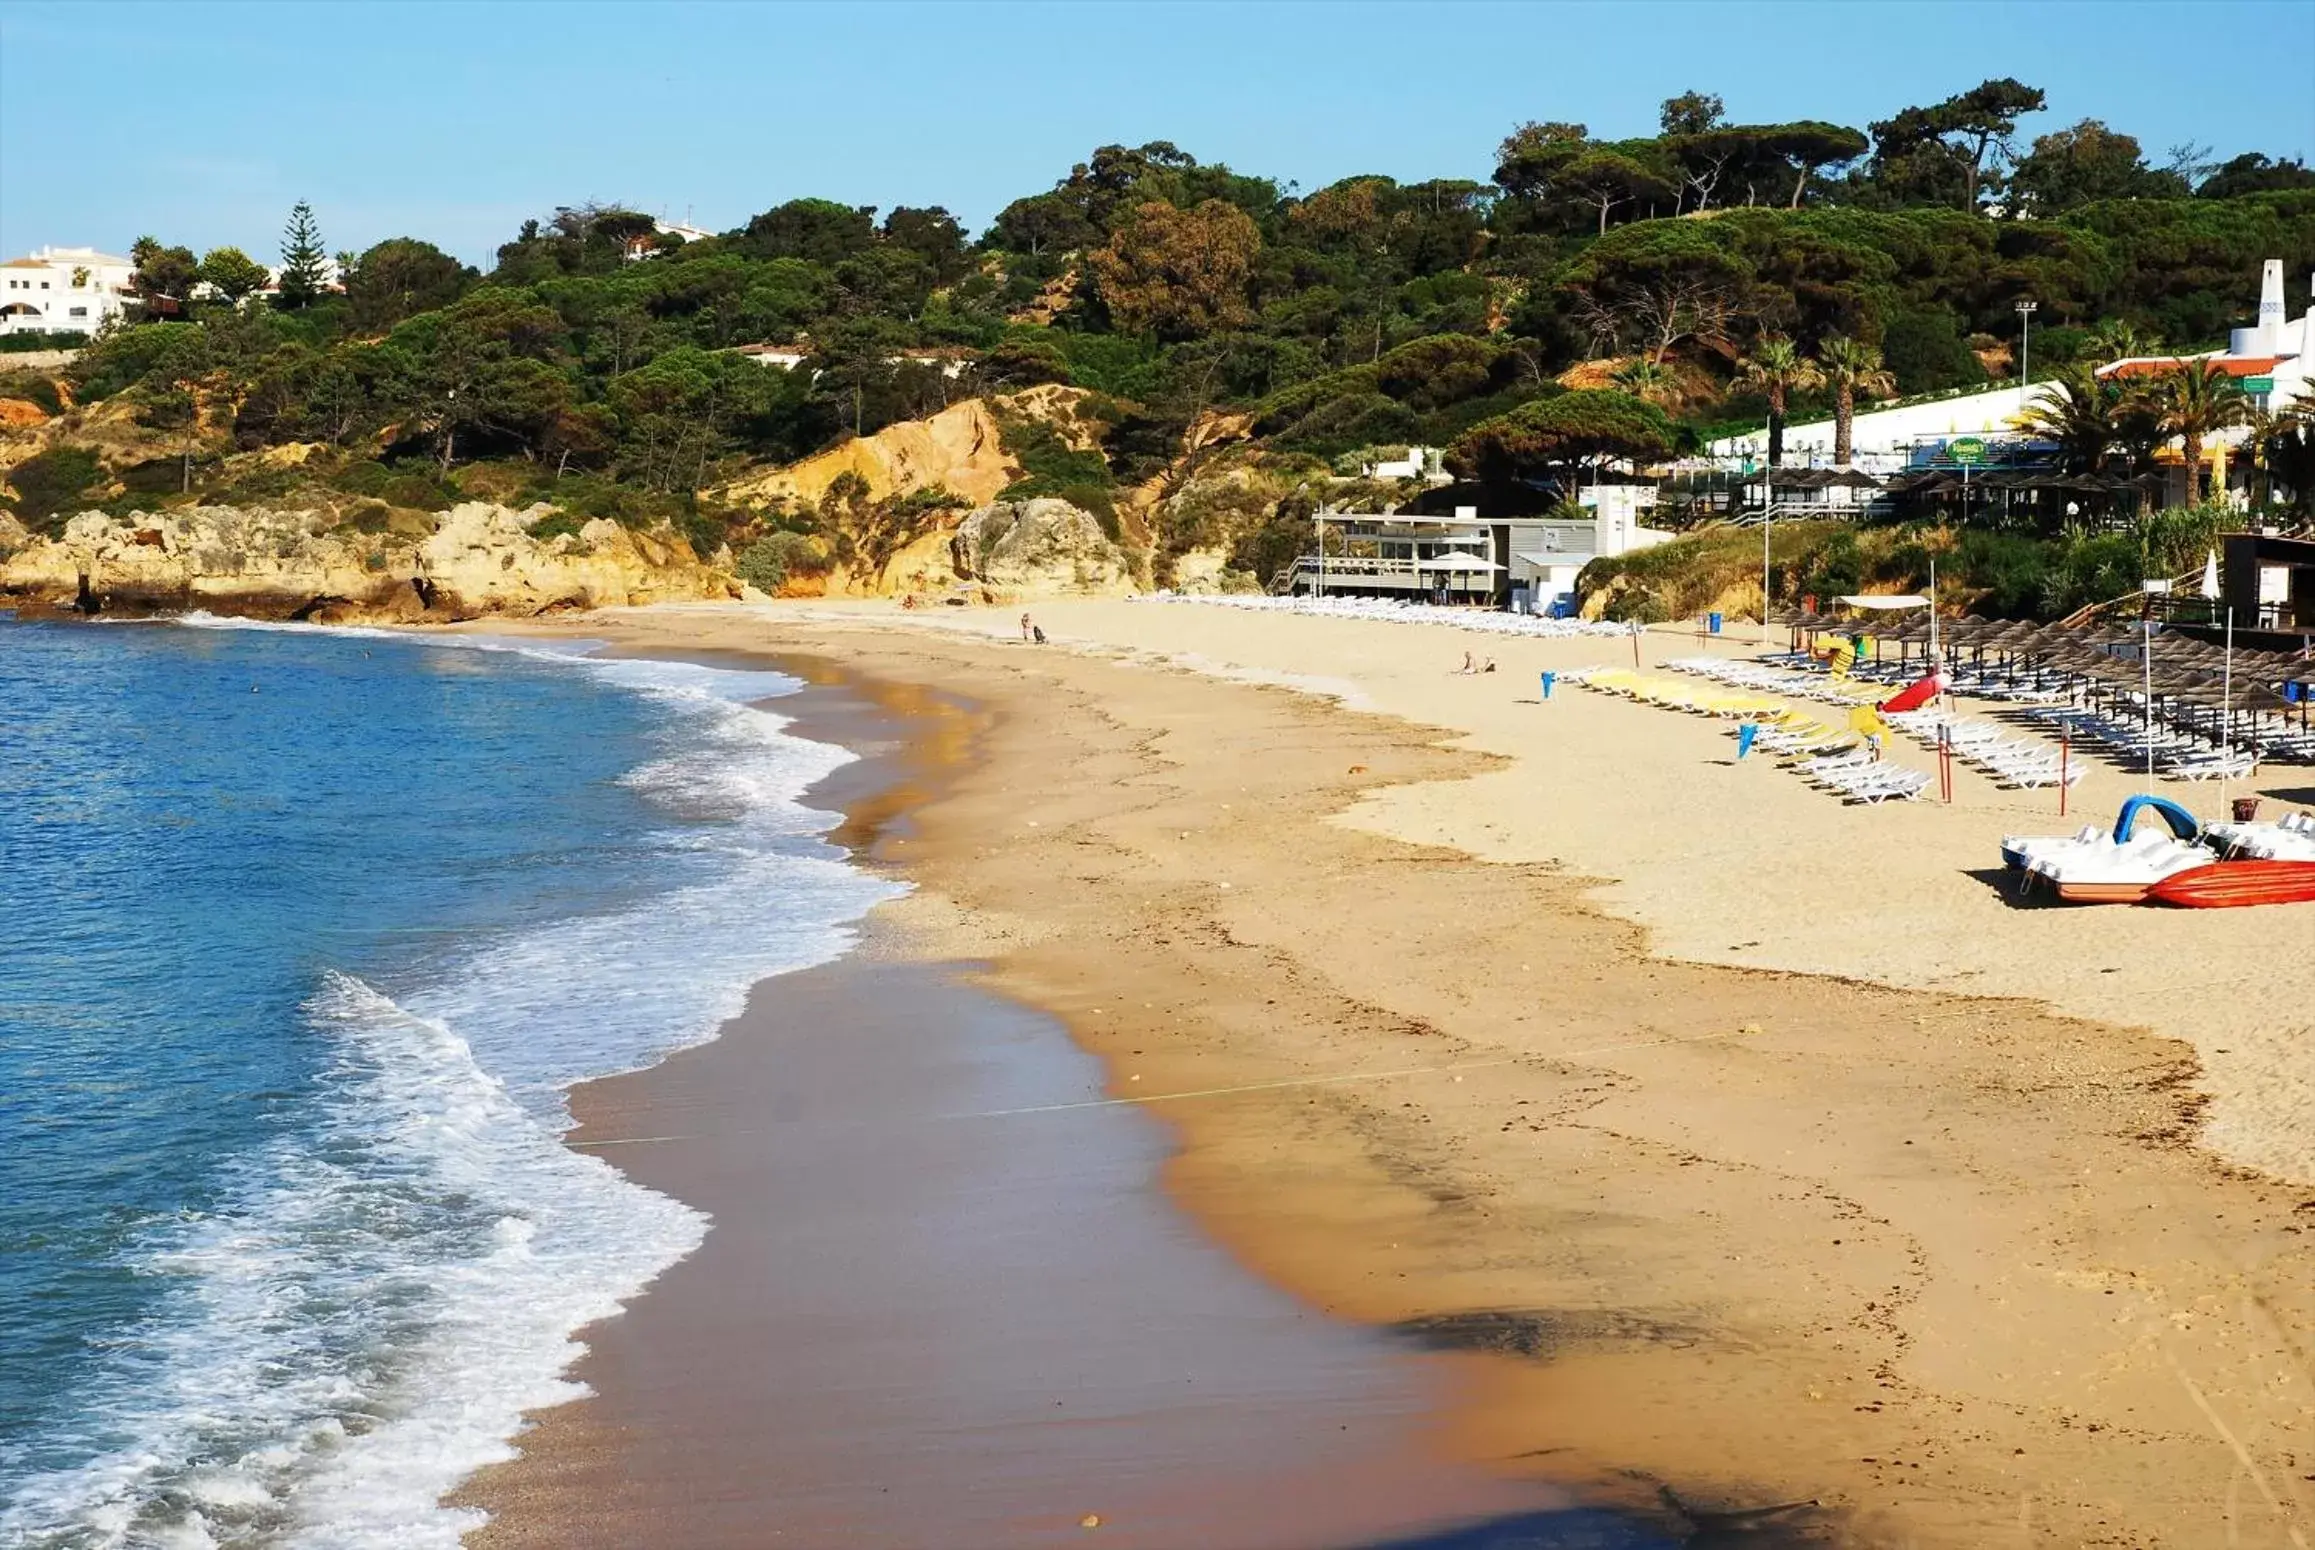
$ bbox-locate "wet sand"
[460,609,2315,1548]
[460,663,1613,1549]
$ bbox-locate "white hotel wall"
[1708,382,2049,469]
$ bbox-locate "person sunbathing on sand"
[1457,651,1476,674]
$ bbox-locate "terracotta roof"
[1,259,48,269]
[2098,355,2284,379]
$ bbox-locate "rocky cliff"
[0,502,739,623]
[713,384,1100,511]
[948,498,1134,594]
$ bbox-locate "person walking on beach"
[1020,612,1033,642]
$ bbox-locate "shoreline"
[441,602,2315,1548]
[456,645,1595,1549]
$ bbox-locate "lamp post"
[2015,298,2038,394]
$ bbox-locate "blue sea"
[0,616,900,1548]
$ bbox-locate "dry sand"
[466,600,2315,1548]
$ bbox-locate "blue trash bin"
[1736,722,1759,759]
[1708,611,1724,635]
[1540,671,1556,699]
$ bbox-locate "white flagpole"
[2221,605,2233,806]
[2144,619,2155,788]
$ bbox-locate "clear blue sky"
[3,0,2310,268]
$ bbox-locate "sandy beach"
[464,600,2314,1548]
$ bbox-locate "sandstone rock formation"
[713,385,1099,511]
[949,498,1133,595]
[0,502,738,623]
[721,398,1015,511]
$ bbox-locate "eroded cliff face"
[948,498,1134,595]
[0,502,740,623]
[712,385,1100,512]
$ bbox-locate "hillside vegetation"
[1577,503,2236,624]
[4,81,2312,603]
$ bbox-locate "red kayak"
[2144,860,2315,908]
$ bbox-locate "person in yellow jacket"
[1847,703,1890,760]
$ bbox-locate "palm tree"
[1737,334,1823,467]
[2250,404,2315,520]
[1609,356,1673,406]
[2081,318,2162,365]
[2020,363,2122,475]
[1814,336,1895,466]
[2142,361,2250,506]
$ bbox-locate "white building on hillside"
[729,341,975,378]
[1710,260,2314,485]
[1356,445,1447,482]
[1709,380,2051,474]
[2096,260,2314,503]
[0,246,136,335]
[621,217,718,260]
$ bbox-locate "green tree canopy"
[2010,120,2184,212]
[343,238,478,332]
[128,237,200,309]
[277,200,330,309]
[1445,389,1674,485]
[197,247,271,304]
[2197,152,2315,199]
[734,198,880,265]
[1087,199,1261,340]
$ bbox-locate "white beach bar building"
[1286,485,1672,614]
[0,246,136,335]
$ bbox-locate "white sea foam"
[2,630,904,1547]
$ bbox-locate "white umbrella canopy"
[2201,549,2221,600]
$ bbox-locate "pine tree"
[278,200,328,309]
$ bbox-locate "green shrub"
[1227,509,1315,588]
[1157,477,1272,559]
[1271,392,1426,456]
[735,530,826,592]
[2135,502,2227,576]
[1048,332,1164,399]
[1881,309,1987,395]
[526,510,587,542]
[679,509,730,560]
[208,464,303,505]
[118,458,187,495]
[995,409,1120,531]
[1795,528,1864,598]
[2045,532,2144,616]
[331,460,394,496]
[997,414,1113,492]
[0,370,65,415]
[348,500,394,535]
[378,471,457,511]
[5,446,105,532]
[0,329,86,354]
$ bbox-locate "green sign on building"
[1948,436,1987,467]
[2243,375,2275,393]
